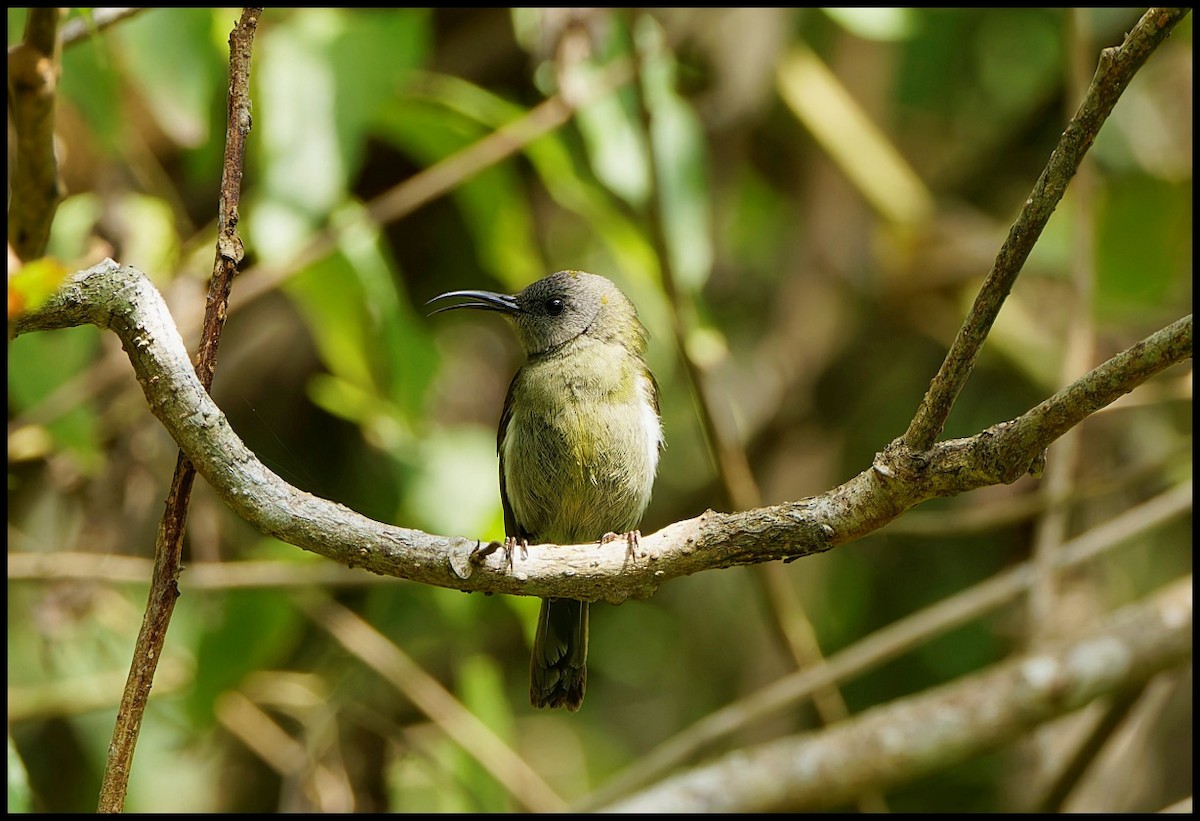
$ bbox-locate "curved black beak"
[426,289,520,317]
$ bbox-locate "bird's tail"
[530,598,589,711]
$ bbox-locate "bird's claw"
[470,537,527,571]
[468,535,525,566]
[469,540,503,565]
[601,530,641,561]
[508,536,529,569]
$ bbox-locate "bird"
[428,270,663,711]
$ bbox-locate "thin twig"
[1053,673,1186,811]
[215,689,355,812]
[60,8,150,48]
[903,8,1189,452]
[1022,8,1104,802]
[884,438,1191,536]
[297,595,568,813]
[6,552,402,588]
[96,8,262,813]
[7,661,191,723]
[627,11,885,811]
[1028,3,1102,648]
[1034,683,1147,812]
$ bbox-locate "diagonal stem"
[96,8,263,813]
[903,7,1189,452]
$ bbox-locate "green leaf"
[824,7,917,41]
[7,736,32,814]
[1095,175,1192,324]
[287,255,377,391]
[255,9,433,225]
[118,8,226,149]
[7,258,69,317]
[186,588,301,727]
[108,194,181,284]
[326,8,432,177]
[451,654,516,811]
[398,425,503,539]
[7,328,105,473]
[45,194,103,265]
[58,31,124,153]
[574,61,650,206]
[284,208,438,436]
[394,72,660,292]
[639,19,714,292]
[374,90,545,290]
[256,15,346,220]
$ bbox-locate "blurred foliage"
[7,7,1192,813]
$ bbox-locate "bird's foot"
[600,529,641,561]
[510,536,530,568]
[470,536,527,571]
[469,540,501,565]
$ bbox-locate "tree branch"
[11,260,1191,603]
[7,7,65,260]
[903,7,1189,451]
[577,479,1193,809]
[298,595,568,813]
[8,55,638,435]
[630,13,882,811]
[600,576,1192,813]
[96,8,262,814]
[60,8,150,48]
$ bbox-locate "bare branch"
[96,9,262,814]
[629,13,880,810]
[60,8,150,48]
[904,7,1190,451]
[7,8,65,260]
[298,595,568,813]
[6,552,399,589]
[11,261,1191,603]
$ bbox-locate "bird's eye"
[545,297,566,316]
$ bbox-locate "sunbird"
[429,270,663,711]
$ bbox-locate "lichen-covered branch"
[575,481,1193,810]
[601,577,1192,813]
[12,261,1191,604]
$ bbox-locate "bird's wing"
[497,371,527,540]
[644,366,665,453]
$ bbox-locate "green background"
[7,8,1192,813]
